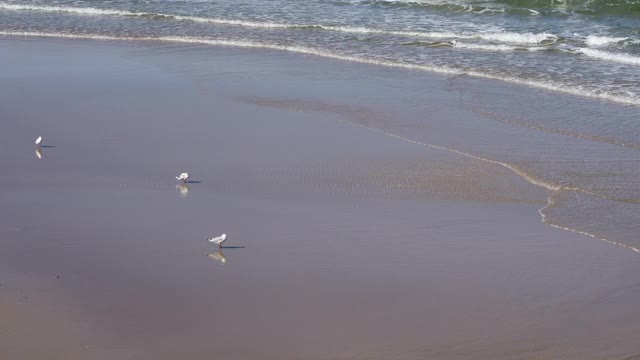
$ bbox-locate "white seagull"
[35,136,42,146]
[176,172,189,183]
[209,233,227,247]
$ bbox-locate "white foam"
[324,94,640,256]
[476,32,556,44]
[340,108,640,255]
[0,3,556,45]
[584,35,628,47]
[578,48,640,66]
[175,15,294,29]
[538,195,640,255]
[0,3,139,16]
[451,40,517,52]
[402,31,555,44]
[1,30,638,107]
[0,3,292,28]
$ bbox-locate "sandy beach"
[1,38,640,360]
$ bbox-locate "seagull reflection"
[35,148,43,160]
[176,183,189,197]
[208,251,227,264]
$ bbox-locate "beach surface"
[1,38,640,360]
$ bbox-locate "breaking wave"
[0,3,557,45]
[577,48,640,66]
[584,35,629,47]
[344,0,640,17]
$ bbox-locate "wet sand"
[1,38,640,360]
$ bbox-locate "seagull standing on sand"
[176,172,189,183]
[209,234,227,248]
[35,136,42,147]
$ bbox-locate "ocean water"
[1,0,639,251]
[1,0,640,105]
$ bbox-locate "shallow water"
[1,0,640,105]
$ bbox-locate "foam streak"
[0,3,557,44]
[578,48,640,66]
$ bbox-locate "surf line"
[538,192,640,254]
[458,104,640,151]
[342,119,640,255]
[0,3,558,44]
[0,31,637,107]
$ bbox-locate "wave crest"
[349,0,640,17]
[0,3,556,45]
[584,35,629,47]
[578,48,640,66]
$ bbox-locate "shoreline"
[2,34,638,254]
[2,37,640,359]
[1,31,639,107]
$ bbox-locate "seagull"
[176,172,189,183]
[209,233,227,247]
[208,251,227,264]
[35,136,42,146]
